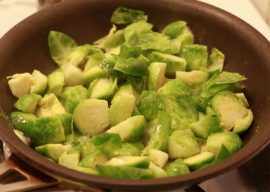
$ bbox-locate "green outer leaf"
[162,20,187,39]
[114,58,149,76]
[111,6,147,24]
[48,31,77,66]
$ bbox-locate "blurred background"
[0,0,270,40]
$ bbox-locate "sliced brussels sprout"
[59,149,80,169]
[10,112,37,134]
[164,159,190,176]
[148,51,186,76]
[29,115,66,146]
[233,109,253,133]
[14,130,29,145]
[30,70,47,94]
[206,131,243,157]
[79,149,108,168]
[36,93,65,117]
[47,70,65,96]
[168,129,201,159]
[73,99,110,136]
[103,156,150,168]
[14,93,41,113]
[136,91,166,121]
[176,70,209,86]
[48,31,77,66]
[149,162,167,178]
[88,77,118,100]
[119,142,144,156]
[190,113,221,138]
[176,26,194,47]
[235,92,249,108]
[109,89,136,126]
[148,62,167,91]
[208,48,225,72]
[58,113,73,136]
[142,112,171,154]
[7,73,33,98]
[89,133,122,158]
[183,151,215,170]
[35,143,70,162]
[106,115,146,142]
[111,6,147,24]
[61,64,83,86]
[82,66,108,85]
[180,44,208,71]
[158,79,190,97]
[76,166,99,175]
[162,20,187,39]
[211,91,250,130]
[96,165,153,179]
[149,149,169,168]
[60,85,88,113]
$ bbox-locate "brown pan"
[0,0,270,191]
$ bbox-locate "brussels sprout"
[104,156,150,168]
[59,148,80,169]
[180,44,208,71]
[176,70,209,86]
[233,109,253,133]
[114,57,149,76]
[76,166,99,175]
[109,85,136,126]
[149,162,167,178]
[158,79,190,97]
[36,93,65,117]
[7,73,32,98]
[168,129,201,159]
[149,149,169,168]
[206,131,243,157]
[127,32,172,53]
[142,112,171,154]
[28,115,66,146]
[14,93,41,113]
[183,151,215,170]
[119,43,142,59]
[136,91,166,121]
[88,77,118,100]
[35,144,70,162]
[177,26,194,47]
[14,130,29,145]
[58,113,73,136]
[124,20,153,43]
[162,20,187,39]
[64,45,88,67]
[30,70,47,94]
[95,25,124,51]
[89,133,122,158]
[82,66,108,85]
[10,112,37,134]
[164,159,190,176]
[211,91,251,131]
[97,165,153,179]
[111,6,147,24]
[119,142,144,156]
[79,149,108,168]
[190,113,221,138]
[48,31,77,66]
[60,85,88,113]
[148,51,186,75]
[106,115,146,142]
[73,99,110,136]
[148,62,167,91]
[61,64,83,86]
[201,71,246,99]
[127,76,146,92]
[47,70,65,96]
[235,92,249,108]
[84,53,105,71]
[208,48,225,72]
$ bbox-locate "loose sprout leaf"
[208,48,225,72]
[119,43,142,59]
[114,57,149,76]
[201,71,247,99]
[127,76,145,92]
[162,20,187,39]
[137,91,166,121]
[111,6,147,24]
[124,21,153,43]
[48,31,77,66]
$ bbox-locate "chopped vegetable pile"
[7,6,253,179]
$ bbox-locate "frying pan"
[0,0,270,191]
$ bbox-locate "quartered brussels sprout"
[7,6,254,180]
